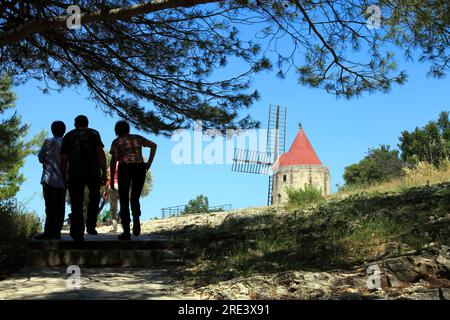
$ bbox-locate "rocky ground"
[180,247,450,300]
[99,204,450,300]
[128,184,450,300]
[2,183,449,300]
[96,205,280,235]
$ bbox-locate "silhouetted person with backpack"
[109,121,156,240]
[61,115,107,242]
[35,121,67,240]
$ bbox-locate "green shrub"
[343,145,404,187]
[286,185,324,207]
[0,200,41,275]
[183,194,209,215]
[0,200,41,241]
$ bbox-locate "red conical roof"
[276,128,322,168]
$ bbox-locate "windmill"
[232,105,287,205]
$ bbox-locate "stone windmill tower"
[232,105,330,205]
[271,124,331,205]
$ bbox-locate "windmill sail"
[266,105,287,162]
[232,148,272,174]
[231,104,288,205]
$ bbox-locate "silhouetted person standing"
[61,115,107,242]
[35,121,67,240]
[110,121,156,240]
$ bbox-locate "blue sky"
[12,37,450,222]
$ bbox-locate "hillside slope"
[142,183,450,299]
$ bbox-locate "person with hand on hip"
[109,121,156,241]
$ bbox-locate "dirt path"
[0,266,197,300]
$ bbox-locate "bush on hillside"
[399,111,450,167]
[286,185,324,207]
[0,200,41,241]
[0,200,41,275]
[343,145,404,187]
[183,194,209,214]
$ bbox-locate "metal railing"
[160,204,232,219]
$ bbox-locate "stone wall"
[272,165,330,204]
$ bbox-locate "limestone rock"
[398,285,441,300]
[383,257,418,282]
[437,246,450,274]
[440,288,450,300]
[383,256,437,283]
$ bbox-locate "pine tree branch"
[0,0,223,46]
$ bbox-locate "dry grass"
[332,160,450,200]
[180,167,450,285]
